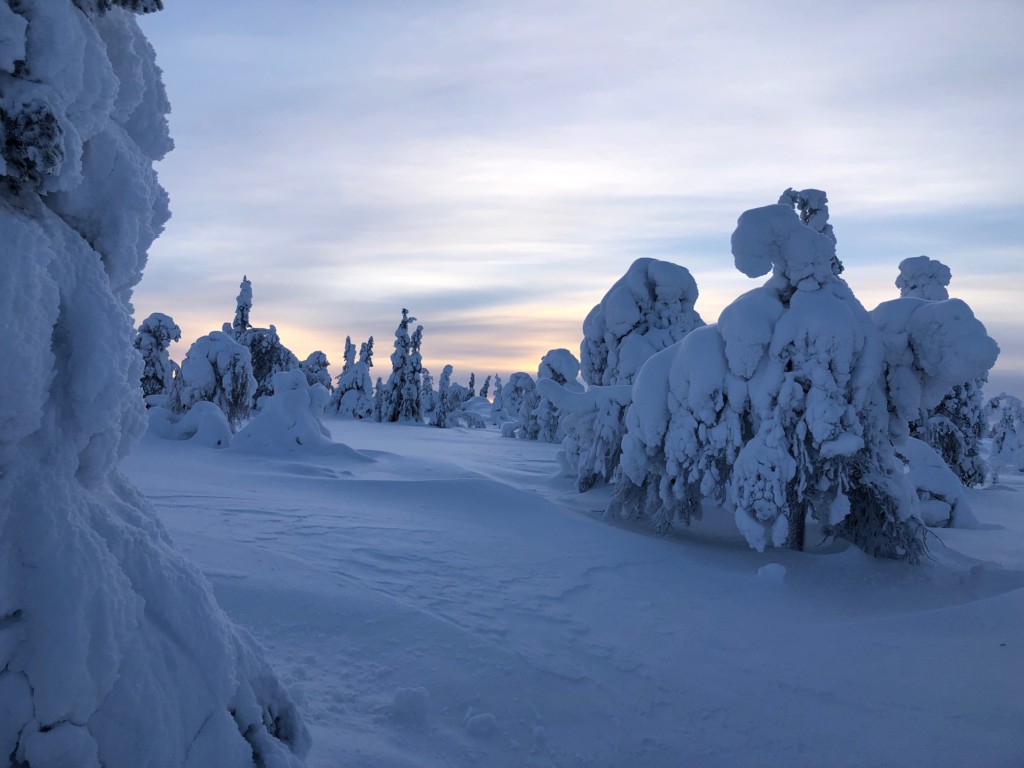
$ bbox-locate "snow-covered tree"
[480,375,492,400]
[331,335,375,419]
[778,187,842,274]
[374,308,425,423]
[988,394,1024,473]
[238,324,300,403]
[431,365,456,428]
[520,349,583,442]
[232,274,253,337]
[340,335,356,374]
[495,372,536,435]
[0,3,307,764]
[169,331,258,431]
[559,260,705,491]
[893,256,989,487]
[467,372,476,398]
[489,374,504,424]
[133,311,180,399]
[581,257,704,387]
[300,350,333,391]
[613,197,929,560]
[421,367,438,415]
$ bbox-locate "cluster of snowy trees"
[135,185,1016,565]
[566,190,1001,562]
[1,2,308,765]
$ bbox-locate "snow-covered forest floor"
[123,417,1024,768]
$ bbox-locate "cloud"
[135,0,1024,390]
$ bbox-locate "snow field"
[124,418,1024,768]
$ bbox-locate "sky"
[134,0,1024,393]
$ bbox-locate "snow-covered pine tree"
[421,367,438,415]
[232,274,253,338]
[988,394,1024,472]
[560,258,705,491]
[341,335,356,374]
[893,256,988,487]
[489,375,505,424]
[778,187,842,274]
[134,311,180,399]
[520,349,583,442]
[169,331,258,431]
[0,3,307,763]
[300,350,333,391]
[467,372,476,399]
[239,324,300,403]
[331,336,375,418]
[613,196,928,560]
[374,308,425,423]
[431,364,456,427]
[480,375,492,400]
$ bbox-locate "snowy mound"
[581,257,704,386]
[148,402,233,448]
[0,4,308,765]
[233,369,333,453]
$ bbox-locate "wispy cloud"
[137,0,1024,386]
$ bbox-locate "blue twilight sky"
[135,0,1024,392]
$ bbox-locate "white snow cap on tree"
[0,4,308,764]
[895,255,951,301]
[581,257,704,386]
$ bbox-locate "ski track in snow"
[122,418,1024,768]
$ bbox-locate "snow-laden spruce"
[0,3,308,765]
[519,348,583,442]
[891,256,990,488]
[612,194,928,560]
[169,330,258,431]
[133,311,180,399]
[374,308,425,423]
[988,394,1024,473]
[871,267,998,518]
[331,335,375,419]
[495,372,536,435]
[558,259,706,491]
[581,257,704,387]
[300,350,333,391]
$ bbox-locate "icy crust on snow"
[0,3,307,766]
[896,255,951,301]
[614,201,925,558]
[581,257,704,386]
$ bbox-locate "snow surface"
[122,417,1024,768]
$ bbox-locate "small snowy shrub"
[133,311,180,398]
